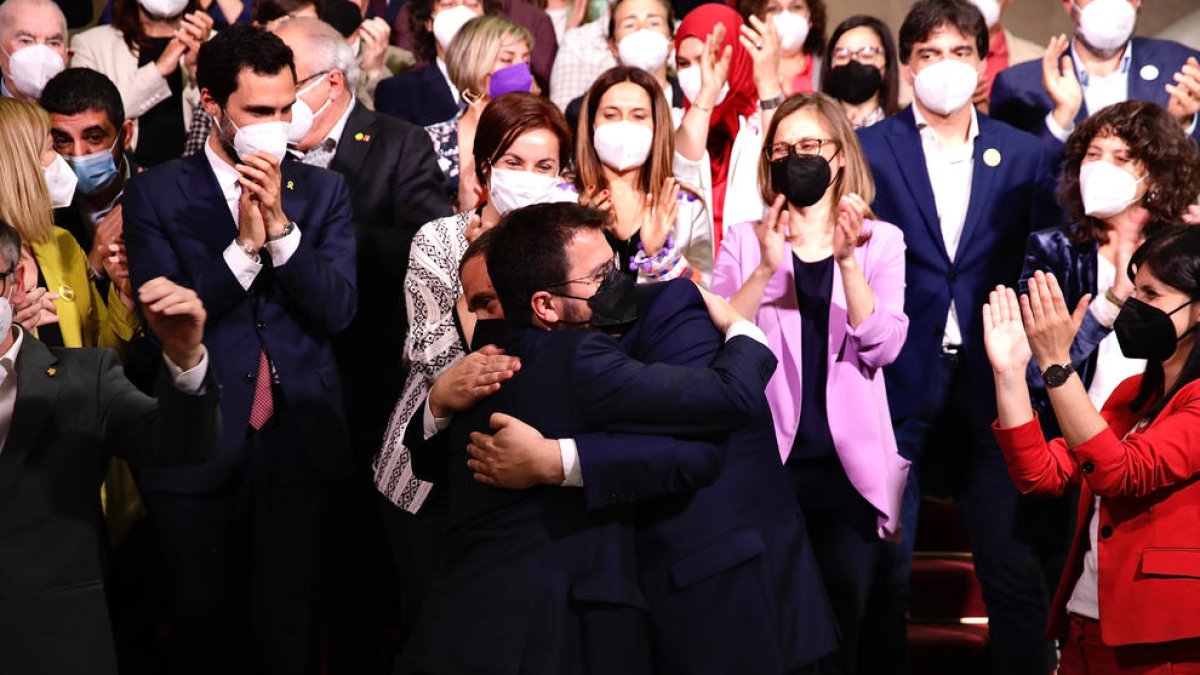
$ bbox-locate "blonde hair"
[757,92,876,218]
[0,98,56,246]
[574,66,680,197]
[445,15,534,100]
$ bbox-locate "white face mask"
[912,59,979,116]
[676,65,728,108]
[138,0,189,18]
[772,11,810,54]
[433,5,478,50]
[223,113,290,163]
[1073,0,1136,54]
[1079,160,1145,218]
[616,29,671,73]
[2,44,65,100]
[43,153,78,208]
[593,120,653,172]
[488,169,567,215]
[288,75,333,145]
[968,0,1001,29]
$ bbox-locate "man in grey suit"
[0,219,221,675]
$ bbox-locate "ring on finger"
[755,40,764,49]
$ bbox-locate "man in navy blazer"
[468,276,840,674]
[123,26,356,675]
[990,0,1200,151]
[374,63,461,127]
[399,204,780,675]
[857,1,1060,672]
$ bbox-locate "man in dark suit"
[0,220,220,675]
[856,1,1061,672]
[465,276,841,674]
[122,25,357,675]
[990,0,1200,150]
[272,17,451,674]
[400,204,778,675]
[374,60,461,127]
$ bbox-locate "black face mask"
[825,61,883,105]
[548,267,639,334]
[770,153,835,208]
[1113,297,1196,361]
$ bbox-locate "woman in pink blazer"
[711,92,909,673]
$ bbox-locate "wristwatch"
[759,94,786,110]
[1042,362,1076,388]
[266,220,296,242]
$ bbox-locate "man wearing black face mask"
[402,202,839,674]
[41,68,135,292]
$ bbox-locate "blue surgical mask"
[64,143,120,195]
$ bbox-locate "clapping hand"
[982,285,1032,376]
[739,15,782,98]
[140,277,206,370]
[1166,56,1200,127]
[635,178,680,256]
[695,23,732,111]
[1020,271,1091,371]
[356,17,391,83]
[578,184,613,215]
[1042,34,1082,131]
[833,193,867,264]
[237,151,290,239]
[754,195,790,275]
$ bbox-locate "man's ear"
[529,290,559,326]
[199,88,220,119]
[120,120,134,152]
[10,261,27,308]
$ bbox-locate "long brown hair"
[757,92,876,216]
[0,98,57,246]
[573,66,677,196]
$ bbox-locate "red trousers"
[1061,615,1200,675]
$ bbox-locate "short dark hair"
[1060,101,1200,244]
[40,68,125,128]
[474,92,572,187]
[196,24,296,108]
[821,15,901,116]
[486,203,609,326]
[898,0,987,64]
[408,0,502,64]
[254,0,323,25]
[736,0,826,56]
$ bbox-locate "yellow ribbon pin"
[286,180,295,190]
[983,148,1001,167]
[46,367,57,377]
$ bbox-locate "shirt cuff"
[263,224,301,268]
[1184,114,1197,136]
[1044,111,1073,143]
[725,320,769,347]
[223,240,262,290]
[163,346,209,394]
[1090,291,1122,328]
[422,396,452,440]
[559,438,583,486]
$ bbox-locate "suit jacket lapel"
[330,101,376,176]
[885,110,947,263]
[957,126,1001,259]
[178,150,240,254]
[1126,39,1167,106]
[0,330,61,497]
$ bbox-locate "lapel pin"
[46,367,56,378]
[1140,65,1159,81]
[57,284,75,302]
[286,180,295,190]
[983,148,1002,168]
[354,132,371,142]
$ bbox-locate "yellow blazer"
[29,226,138,353]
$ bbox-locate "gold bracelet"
[1104,288,1124,307]
[693,102,713,112]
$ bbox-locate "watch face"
[1044,365,1071,387]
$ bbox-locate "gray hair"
[0,0,68,40]
[275,17,361,92]
[0,220,21,275]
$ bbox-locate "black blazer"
[402,324,776,675]
[0,332,220,675]
[374,64,460,128]
[328,101,452,459]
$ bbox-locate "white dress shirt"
[0,328,210,456]
[204,139,302,291]
[421,319,771,486]
[435,58,462,106]
[291,95,357,169]
[1085,255,1146,410]
[912,104,979,348]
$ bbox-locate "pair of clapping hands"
[983,271,1091,377]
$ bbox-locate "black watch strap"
[1042,363,1076,388]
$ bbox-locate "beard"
[553,296,593,331]
[212,110,241,163]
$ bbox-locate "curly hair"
[1060,100,1200,244]
[736,0,826,57]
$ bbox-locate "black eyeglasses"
[545,260,615,290]
[764,137,839,161]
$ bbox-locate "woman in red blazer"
[983,224,1200,674]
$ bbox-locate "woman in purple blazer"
[712,92,909,673]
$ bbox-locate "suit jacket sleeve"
[101,350,221,467]
[123,174,253,326]
[846,224,908,370]
[273,172,358,334]
[402,399,451,484]
[377,124,451,297]
[992,413,1079,496]
[570,332,776,434]
[574,432,725,511]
